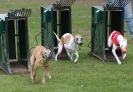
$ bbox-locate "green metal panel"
[41,6,53,48]
[0,20,4,66]
[0,20,8,72]
[91,6,106,60]
[0,20,4,65]
[0,20,5,33]
[0,33,8,72]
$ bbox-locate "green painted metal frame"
[0,20,8,72]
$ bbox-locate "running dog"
[54,32,83,63]
[108,30,127,64]
[30,45,51,83]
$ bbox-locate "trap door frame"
[105,7,124,59]
[5,17,29,73]
[41,6,54,59]
[91,6,107,60]
[52,7,72,59]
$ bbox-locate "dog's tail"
[53,32,61,42]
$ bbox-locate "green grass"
[0,0,133,92]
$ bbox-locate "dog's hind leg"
[55,43,63,61]
[108,35,112,48]
[112,44,121,64]
[32,62,39,83]
[65,49,73,60]
[42,65,51,83]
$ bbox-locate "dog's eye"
[76,38,78,41]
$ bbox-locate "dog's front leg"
[55,43,63,61]
[32,62,39,83]
[42,65,51,83]
[74,51,79,63]
[112,44,121,64]
[66,49,73,60]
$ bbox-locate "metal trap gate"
[41,0,76,59]
[0,8,31,73]
[91,5,124,61]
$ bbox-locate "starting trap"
[90,5,124,61]
[0,8,31,73]
[41,0,77,59]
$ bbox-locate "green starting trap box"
[91,6,124,61]
[41,0,76,59]
[0,8,31,73]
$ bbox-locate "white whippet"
[108,30,127,64]
[54,32,83,63]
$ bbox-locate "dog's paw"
[117,62,122,65]
[54,58,57,61]
[122,54,126,60]
[54,57,58,61]
[42,79,46,84]
[74,61,77,64]
[48,75,52,79]
[31,79,34,83]
[74,60,77,63]
[70,57,73,60]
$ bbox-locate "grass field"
[0,0,133,92]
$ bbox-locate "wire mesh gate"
[41,0,76,59]
[0,8,31,73]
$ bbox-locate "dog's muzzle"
[79,43,83,46]
[120,47,127,54]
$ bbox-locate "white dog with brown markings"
[108,30,127,64]
[30,45,51,83]
[54,32,83,63]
